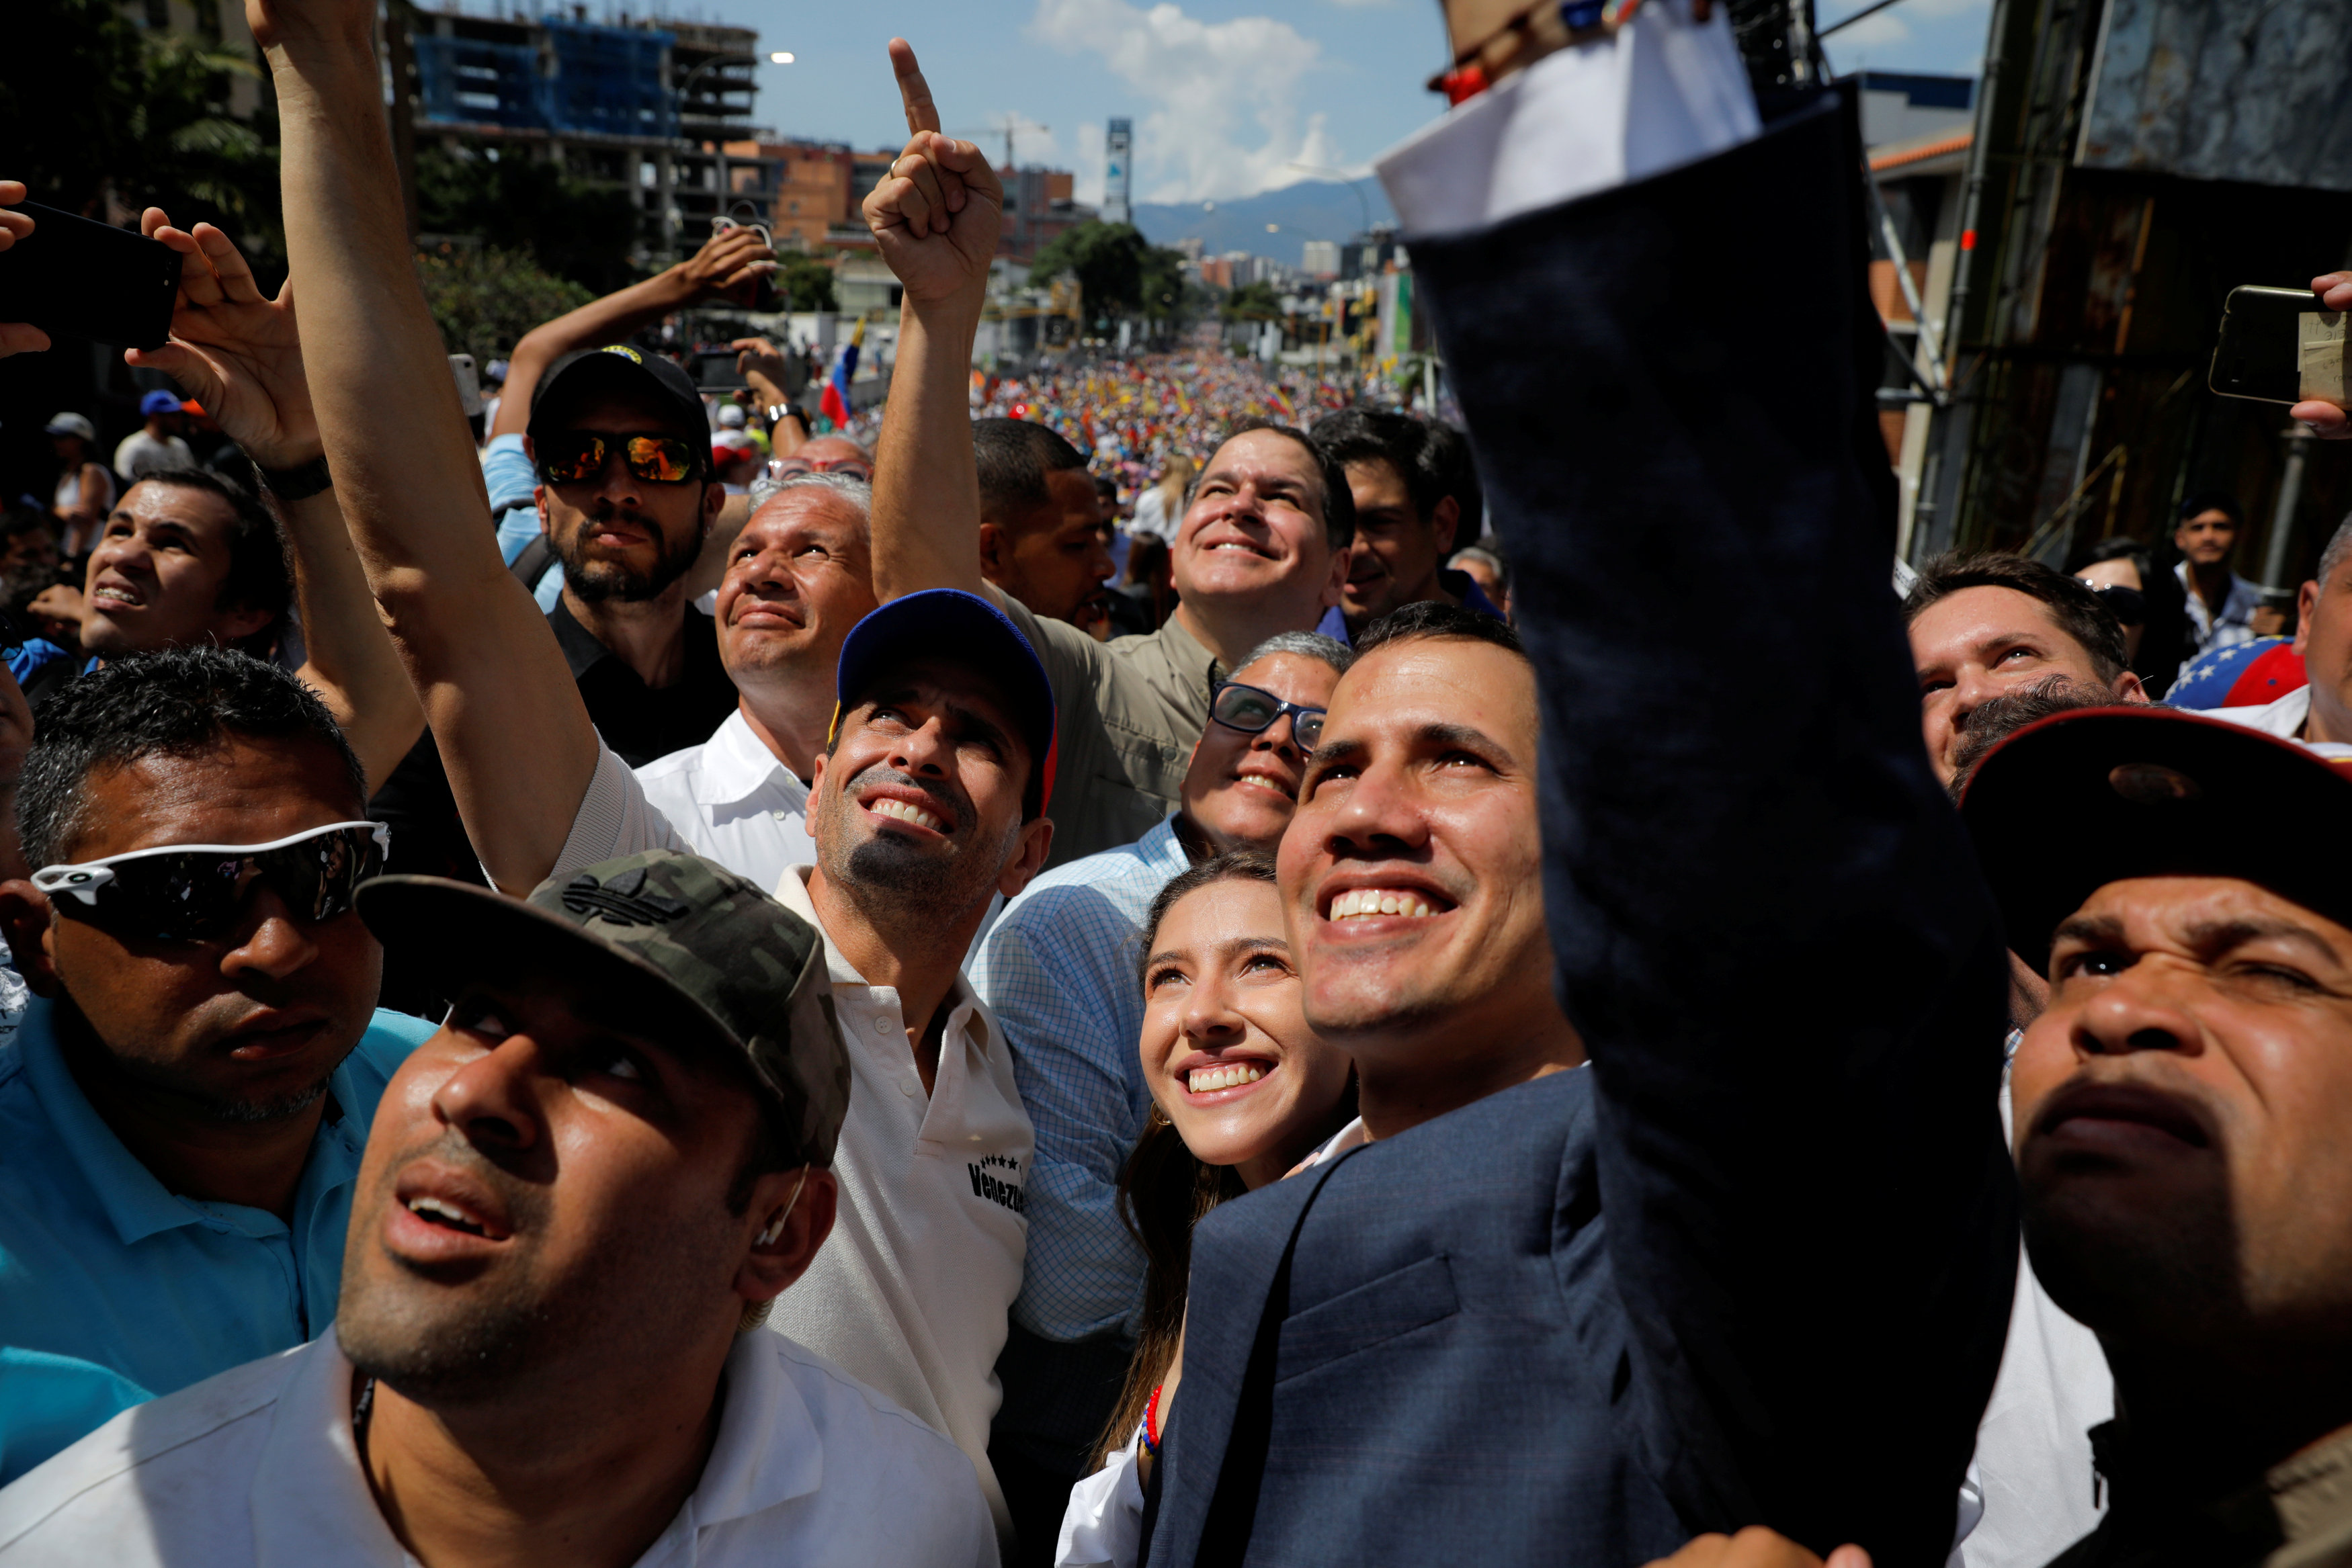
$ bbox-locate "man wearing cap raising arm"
[864,46,1351,869]
[0,849,997,1567]
[253,2,1049,1529]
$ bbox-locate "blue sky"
[533,0,1993,202]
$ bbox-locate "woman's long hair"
[1089,850,1355,1469]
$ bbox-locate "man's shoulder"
[763,1334,986,1479]
[0,1346,298,1554]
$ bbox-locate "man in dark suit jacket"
[1138,83,2019,1568]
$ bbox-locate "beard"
[814,768,1015,924]
[556,505,703,603]
[52,986,339,1123]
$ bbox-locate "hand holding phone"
[123,209,322,471]
[0,194,177,349]
[2293,271,2352,439]
[0,183,55,357]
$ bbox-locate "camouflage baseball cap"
[355,850,850,1167]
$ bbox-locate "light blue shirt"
[970,815,1191,1344]
[482,432,540,564]
[0,997,435,1483]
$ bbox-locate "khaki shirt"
[995,597,1222,869]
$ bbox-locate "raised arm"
[255,0,593,894]
[486,227,775,441]
[0,183,50,359]
[121,212,424,794]
[1406,94,2012,1563]
[863,39,999,603]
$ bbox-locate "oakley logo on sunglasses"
[34,822,391,944]
[538,431,702,486]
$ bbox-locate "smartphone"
[0,202,179,349]
[2211,285,2347,407]
[694,349,748,391]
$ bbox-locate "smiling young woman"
[1065,851,1357,1544]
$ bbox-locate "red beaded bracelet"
[1142,1383,1165,1456]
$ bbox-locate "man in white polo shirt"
[0,849,995,1567]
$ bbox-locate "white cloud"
[1028,0,1345,202]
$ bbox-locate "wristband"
[766,402,807,428]
[255,455,332,502]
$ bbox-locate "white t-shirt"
[763,867,1033,1540]
[110,430,192,482]
[0,1328,997,1567]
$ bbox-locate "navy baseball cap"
[1960,705,2352,971]
[832,589,1059,818]
[528,345,709,462]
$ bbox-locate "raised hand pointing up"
[862,39,1002,310]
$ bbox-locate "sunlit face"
[82,480,270,658]
[2076,558,2148,662]
[768,437,872,484]
[1138,876,1353,1186]
[2013,876,2352,1354]
[1340,458,1455,628]
[1180,652,1339,855]
[1279,636,1551,1061]
[2295,560,2352,744]
[808,658,1050,916]
[529,394,720,603]
[1911,586,2136,785]
[1171,430,1345,617]
[713,490,876,695]
[336,977,833,1397]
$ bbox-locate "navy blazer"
[1142,91,2018,1568]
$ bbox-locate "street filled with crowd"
[5,3,2352,1568]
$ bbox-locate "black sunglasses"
[538,431,701,486]
[1211,681,1326,749]
[33,822,391,944]
[2080,580,2148,626]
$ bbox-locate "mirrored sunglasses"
[34,821,391,944]
[538,431,701,486]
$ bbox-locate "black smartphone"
[0,202,179,349]
[2210,285,2345,407]
[693,349,748,391]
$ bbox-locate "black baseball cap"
[832,589,1059,819]
[528,345,710,463]
[1960,705,2352,971]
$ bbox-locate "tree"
[416,144,644,296]
[1221,280,1284,322]
[415,245,594,365]
[773,251,838,312]
[1028,220,1150,321]
[3,0,284,265]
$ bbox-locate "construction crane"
[952,115,1048,173]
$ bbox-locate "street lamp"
[769,51,794,64]
[1286,162,1374,234]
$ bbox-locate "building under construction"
[405,5,762,265]
[1896,0,2352,590]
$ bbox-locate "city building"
[1103,119,1133,226]
[1001,166,1094,264]
[1340,226,1403,281]
[407,5,763,264]
[1301,239,1339,279]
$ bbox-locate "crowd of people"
[3,1,2352,1566]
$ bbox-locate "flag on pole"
[821,316,868,428]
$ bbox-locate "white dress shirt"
[763,868,1034,1541]
[0,1329,997,1567]
[634,708,817,890]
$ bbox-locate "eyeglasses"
[34,821,391,944]
[1210,681,1326,749]
[538,431,701,486]
[768,454,875,484]
[2078,580,2148,626]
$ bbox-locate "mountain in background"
[1128,179,1397,265]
